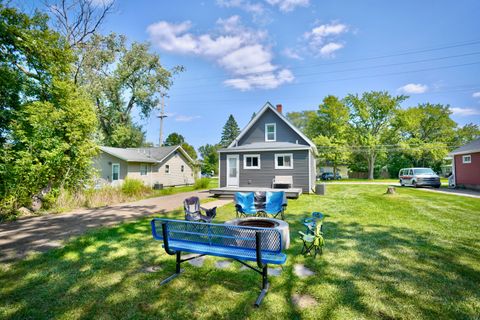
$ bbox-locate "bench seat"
[164,240,287,265]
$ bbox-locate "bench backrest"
[273,176,293,184]
[151,218,283,253]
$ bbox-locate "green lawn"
[1,185,479,319]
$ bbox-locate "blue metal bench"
[151,218,287,307]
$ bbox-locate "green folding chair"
[299,213,325,257]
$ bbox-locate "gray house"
[217,102,318,193]
[94,145,196,187]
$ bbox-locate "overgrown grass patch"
[1,185,478,319]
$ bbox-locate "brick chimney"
[276,104,283,113]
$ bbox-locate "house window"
[462,155,471,164]
[140,164,148,176]
[265,123,276,141]
[275,154,293,169]
[165,165,170,173]
[181,165,184,172]
[112,163,120,181]
[244,154,261,169]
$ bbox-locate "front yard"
[1,185,479,319]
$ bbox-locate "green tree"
[311,96,351,176]
[220,115,240,147]
[199,144,220,175]
[344,91,407,180]
[395,103,456,168]
[77,33,181,147]
[286,110,316,137]
[164,132,197,159]
[453,123,480,147]
[0,4,97,215]
[164,132,185,146]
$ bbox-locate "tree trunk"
[367,153,376,180]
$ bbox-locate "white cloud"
[91,0,114,6]
[304,22,348,57]
[217,0,265,15]
[319,42,344,57]
[397,83,429,94]
[265,0,309,12]
[147,16,294,90]
[283,47,302,60]
[472,92,480,98]
[175,115,202,122]
[450,107,480,116]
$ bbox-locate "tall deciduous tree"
[199,144,220,175]
[394,103,456,168]
[311,96,351,176]
[164,132,197,159]
[220,115,240,147]
[345,91,407,180]
[0,4,97,215]
[77,33,181,147]
[286,110,316,137]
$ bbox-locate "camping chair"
[264,191,287,220]
[183,196,217,223]
[299,212,325,257]
[303,212,324,233]
[234,192,257,217]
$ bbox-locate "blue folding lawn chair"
[234,192,257,217]
[265,191,287,220]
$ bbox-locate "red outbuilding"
[450,138,480,190]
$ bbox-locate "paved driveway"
[0,191,230,264]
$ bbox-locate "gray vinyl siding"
[237,108,309,146]
[219,150,310,192]
[310,151,317,191]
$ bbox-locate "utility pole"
[157,95,167,146]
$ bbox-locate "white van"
[398,168,441,188]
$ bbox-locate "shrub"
[193,178,210,190]
[160,187,174,195]
[121,178,149,197]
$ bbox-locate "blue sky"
[20,0,480,149]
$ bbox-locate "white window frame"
[275,153,293,169]
[165,164,170,174]
[243,154,261,169]
[265,123,276,142]
[112,163,120,181]
[462,154,471,164]
[140,163,148,176]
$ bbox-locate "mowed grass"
[0,185,479,319]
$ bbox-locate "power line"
[176,39,480,83]
[171,60,480,97]
[174,51,480,90]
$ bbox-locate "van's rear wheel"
[412,181,418,188]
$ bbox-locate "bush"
[193,178,210,190]
[121,178,149,197]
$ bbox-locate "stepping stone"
[215,260,232,269]
[294,264,315,278]
[142,265,162,273]
[292,294,317,309]
[182,254,205,268]
[268,267,282,276]
[239,265,282,276]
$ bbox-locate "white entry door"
[226,155,239,187]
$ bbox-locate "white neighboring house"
[94,145,196,187]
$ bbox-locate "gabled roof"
[228,102,318,154]
[100,145,196,164]
[449,138,480,155]
[134,145,196,164]
[100,146,158,163]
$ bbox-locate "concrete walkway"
[0,191,231,264]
